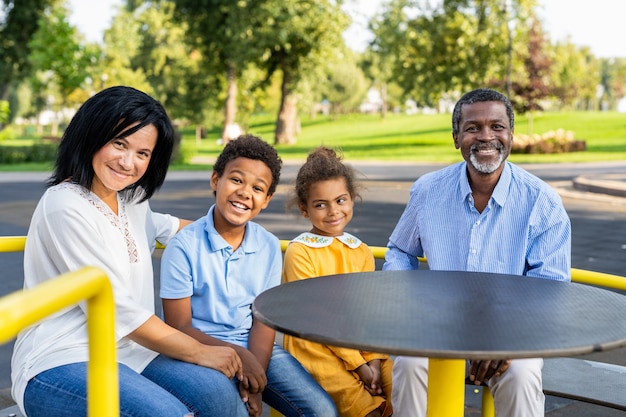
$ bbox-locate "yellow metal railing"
[0,237,118,417]
[0,236,26,253]
[4,236,626,417]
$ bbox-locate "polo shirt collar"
[204,205,261,253]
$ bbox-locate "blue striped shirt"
[383,161,571,281]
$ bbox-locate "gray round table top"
[252,270,626,359]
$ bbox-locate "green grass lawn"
[2,111,625,172]
[175,111,626,170]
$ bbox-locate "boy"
[160,134,337,417]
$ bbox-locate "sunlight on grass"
[2,111,625,171]
[174,111,626,166]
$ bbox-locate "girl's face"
[300,177,353,237]
[91,123,157,203]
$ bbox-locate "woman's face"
[91,123,157,200]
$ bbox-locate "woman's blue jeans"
[254,344,337,417]
[23,356,245,417]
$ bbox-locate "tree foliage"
[253,0,350,144]
[172,0,267,141]
[28,1,95,107]
[322,56,368,116]
[367,0,411,117]
[510,17,551,114]
[0,0,54,100]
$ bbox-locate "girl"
[282,146,393,417]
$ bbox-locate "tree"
[172,0,266,143]
[366,0,410,118]
[599,58,626,111]
[371,0,538,109]
[0,0,54,103]
[322,57,368,117]
[509,16,552,133]
[510,17,550,112]
[549,41,600,110]
[102,1,220,142]
[100,5,152,93]
[254,0,350,144]
[28,2,95,117]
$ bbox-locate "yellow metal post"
[427,358,465,417]
[0,266,119,417]
[481,386,495,417]
[269,408,283,417]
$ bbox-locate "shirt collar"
[204,205,260,253]
[291,232,362,249]
[460,161,511,208]
[491,162,511,207]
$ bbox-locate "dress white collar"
[291,232,362,249]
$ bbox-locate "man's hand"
[468,359,512,385]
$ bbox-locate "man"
[383,88,571,417]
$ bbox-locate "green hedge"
[0,143,58,164]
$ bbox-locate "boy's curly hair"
[213,134,283,195]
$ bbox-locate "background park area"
[1,1,626,415]
[1,109,626,172]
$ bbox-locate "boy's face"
[210,157,273,233]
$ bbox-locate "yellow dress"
[282,232,393,417]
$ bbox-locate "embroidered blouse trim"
[59,182,139,263]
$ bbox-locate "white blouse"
[11,182,178,413]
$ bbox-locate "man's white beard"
[469,150,505,174]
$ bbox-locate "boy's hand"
[237,347,268,394]
[245,392,263,417]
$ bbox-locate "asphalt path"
[1,161,625,415]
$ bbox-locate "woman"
[11,86,245,417]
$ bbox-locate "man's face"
[453,101,513,176]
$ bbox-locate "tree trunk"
[221,62,238,144]
[380,82,388,119]
[275,69,298,145]
[0,83,10,101]
[195,125,202,146]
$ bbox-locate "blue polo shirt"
[160,205,282,347]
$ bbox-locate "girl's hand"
[367,359,384,396]
[355,362,383,396]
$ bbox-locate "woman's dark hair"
[289,146,361,210]
[48,86,175,202]
[213,134,283,196]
